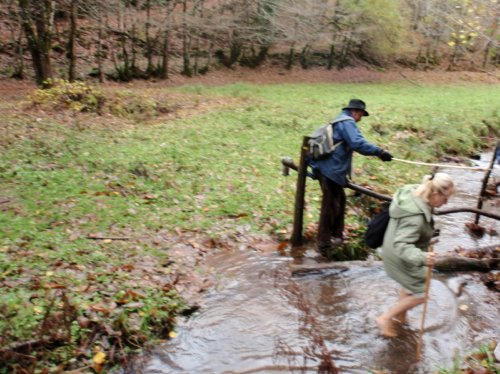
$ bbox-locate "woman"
[376,172,456,337]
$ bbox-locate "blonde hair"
[414,172,456,203]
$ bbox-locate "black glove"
[378,150,393,162]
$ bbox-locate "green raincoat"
[381,184,434,294]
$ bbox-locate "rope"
[392,158,488,171]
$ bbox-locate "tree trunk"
[145,0,153,75]
[327,43,335,70]
[205,41,213,73]
[160,1,175,80]
[7,1,24,79]
[131,23,137,72]
[193,37,200,76]
[181,0,192,76]
[117,3,131,80]
[18,0,55,87]
[299,44,311,69]
[482,10,498,68]
[96,11,104,83]
[286,43,295,70]
[67,0,77,82]
[161,28,170,79]
[15,26,25,79]
[338,33,352,70]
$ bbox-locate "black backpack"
[364,205,390,249]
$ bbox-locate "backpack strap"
[330,114,353,126]
[327,114,353,149]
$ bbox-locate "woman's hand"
[425,252,436,266]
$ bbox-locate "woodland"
[0,0,499,86]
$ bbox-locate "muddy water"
[130,154,499,374]
[432,152,500,252]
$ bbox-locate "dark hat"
[342,99,369,116]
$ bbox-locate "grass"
[0,79,499,372]
[438,342,499,373]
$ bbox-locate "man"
[309,98,393,258]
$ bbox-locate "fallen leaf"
[277,241,289,251]
[45,282,66,289]
[93,351,106,369]
[459,304,469,311]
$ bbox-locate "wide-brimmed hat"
[342,99,369,116]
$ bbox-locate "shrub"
[29,79,106,114]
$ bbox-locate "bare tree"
[66,0,77,81]
[160,0,177,79]
[6,0,497,85]
[4,0,25,78]
[18,0,56,86]
[482,6,498,67]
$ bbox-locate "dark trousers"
[317,172,346,247]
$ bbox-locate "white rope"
[392,158,488,171]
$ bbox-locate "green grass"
[438,342,499,373]
[0,80,499,371]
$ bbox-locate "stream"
[124,153,499,374]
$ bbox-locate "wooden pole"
[291,137,310,247]
[416,245,434,361]
[475,141,500,224]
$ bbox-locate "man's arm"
[339,121,391,161]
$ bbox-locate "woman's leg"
[395,289,411,323]
[377,293,424,337]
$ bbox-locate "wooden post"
[475,141,500,224]
[291,137,310,247]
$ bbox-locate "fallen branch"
[434,255,499,272]
[434,207,500,221]
[86,236,131,240]
[0,337,67,356]
[290,255,499,276]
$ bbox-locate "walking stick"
[416,244,435,360]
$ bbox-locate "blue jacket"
[309,110,383,186]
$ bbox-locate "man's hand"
[378,150,393,162]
